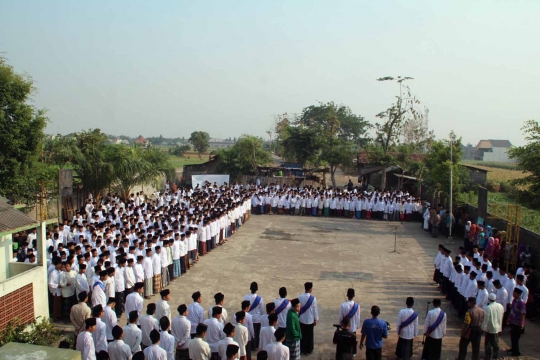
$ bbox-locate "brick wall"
[0,284,34,331]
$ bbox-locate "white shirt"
[160,330,175,360]
[125,292,144,318]
[187,302,205,334]
[203,317,225,353]
[264,342,290,360]
[108,339,132,360]
[104,305,118,340]
[208,305,228,324]
[482,301,504,334]
[423,308,446,339]
[297,293,319,324]
[217,337,239,360]
[233,323,248,357]
[396,308,419,340]
[504,278,516,305]
[156,299,171,322]
[188,337,211,360]
[244,293,265,323]
[140,314,160,347]
[338,300,361,333]
[273,298,291,328]
[171,315,191,350]
[259,325,275,353]
[123,323,142,353]
[476,288,489,308]
[76,331,96,360]
[94,318,108,353]
[92,280,107,308]
[76,273,90,296]
[144,344,168,360]
[495,287,509,308]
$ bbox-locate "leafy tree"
[215,135,272,179]
[508,120,540,206]
[423,134,469,205]
[0,57,48,204]
[189,131,210,158]
[372,76,424,190]
[168,144,191,156]
[277,102,369,187]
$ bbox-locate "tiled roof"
[0,197,38,233]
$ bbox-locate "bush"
[486,179,501,192]
[0,317,63,347]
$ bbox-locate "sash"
[93,281,105,291]
[344,303,359,320]
[249,295,262,312]
[299,295,315,316]
[398,311,418,333]
[275,299,290,315]
[427,310,445,335]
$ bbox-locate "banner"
[192,174,230,188]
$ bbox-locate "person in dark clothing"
[333,318,357,360]
[457,297,484,360]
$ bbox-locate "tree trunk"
[330,165,337,188]
[380,165,387,191]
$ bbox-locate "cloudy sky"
[2,0,538,146]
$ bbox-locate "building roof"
[0,197,38,233]
[476,139,512,150]
[459,164,491,173]
[357,152,426,164]
[134,135,148,144]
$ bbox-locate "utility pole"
[448,131,454,244]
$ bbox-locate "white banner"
[191,174,230,188]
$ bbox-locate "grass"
[457,191,540,233]
[461,161,528,183]
[167,154,207,169]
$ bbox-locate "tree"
[215,135,272,179]
[372,76,424,190]
[423,135,469,205]
[508,120,540,206]
[277,102,370,187]
[168,144,191,156]
[401,108,434,150]
[189,131,210,158]
[0,57,48,204]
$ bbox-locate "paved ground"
[55,213,538,359]
[138,215,461,359]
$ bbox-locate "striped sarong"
[153,274,162,294]
[161,267,170,288]
[286,339,301,360]
[173,259,181,277]
[144,278,153,297]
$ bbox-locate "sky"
[1,0,539,146]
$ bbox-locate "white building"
[475,139,514,162]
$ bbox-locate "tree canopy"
[215,135,272,179]
[189,131,210,158]
[0,57,48,204]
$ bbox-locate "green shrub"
[0,317,63,347]
[486,179,501,192]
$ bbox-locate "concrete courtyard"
[138,214,537,360]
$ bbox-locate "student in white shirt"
[233,311,249,360]
[264,327,289,360]
[188,323,212,360]
[144,329,168,359]
[123,310,143,354]
[274,287,291,330]
[244,282,264,350]
[76,318,97,360]
[171,304,191,359]
[218,323,239,360]
[209,292,228,324]
[338,288,361,333]
[156,289,172,322]
[92,305,108,354]
[104,297,119,342]
[187,291,205,337]
[159,316,175,360]
[108,325,132,360]
[395,297,419,360]
[141,303,160,348]
[259,313,278,353]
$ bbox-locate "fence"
[464,204,538,267]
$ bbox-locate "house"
[475,140,513,162]
[209,139,235,149]
[182,155,221,185]
[460,164,490,188]
[0,197,48,332]
[134,135,150,147]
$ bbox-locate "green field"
[167,155,206,169]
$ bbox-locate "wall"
[0,233,13,282]
[467,170,487,187]
[464,204,539,266]
[0,222,49,326]
[483,147,513,162]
